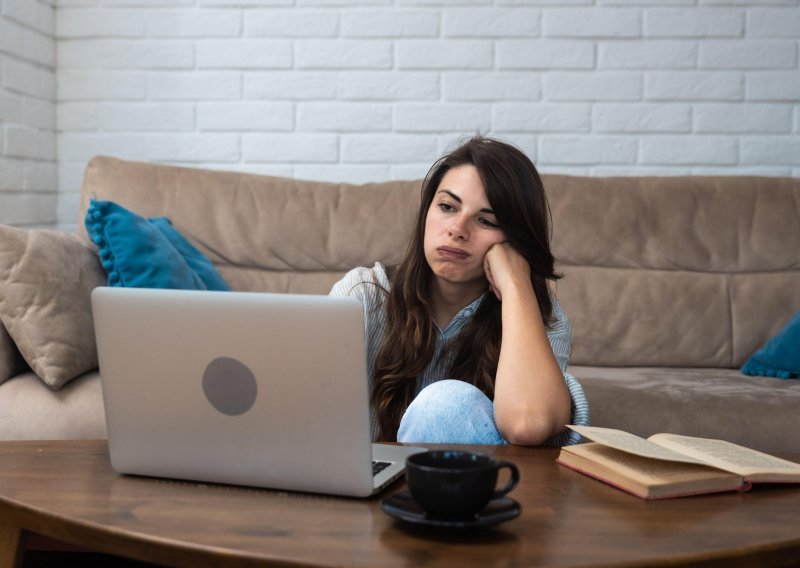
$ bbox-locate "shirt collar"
[437,292,487,336]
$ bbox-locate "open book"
[557,425,800,500]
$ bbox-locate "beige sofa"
[1,156,798,453]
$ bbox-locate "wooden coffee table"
[1,440,799,567]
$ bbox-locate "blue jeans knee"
[396,379,507,445]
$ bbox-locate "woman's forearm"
[493,285,572,446]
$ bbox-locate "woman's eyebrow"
[438,189,495,215]
[439,189,462,203]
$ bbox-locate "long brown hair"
[370,136,561,441]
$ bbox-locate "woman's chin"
[432,269,487,290]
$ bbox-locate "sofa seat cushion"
[574,365,800,455]
[0,371,106,440]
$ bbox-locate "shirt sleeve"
[329,264,385,345]
[330,265,375,301]
[330,263,389,441]
[543,299,590,447]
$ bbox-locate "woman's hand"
[483,242,532,301]
[487,242,572,446]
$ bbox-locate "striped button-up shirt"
[330,262,589,446]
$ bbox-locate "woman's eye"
[479,217,499,228]
[438,203,455,212]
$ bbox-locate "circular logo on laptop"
[202,357,258,416]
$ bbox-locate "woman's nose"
[448,217,468,240]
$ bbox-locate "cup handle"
[491,461,520,499]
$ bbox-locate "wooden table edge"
[0,440,504,568]
[7,500,800,568]
[1,440,800,567]
[0,494,305,567]
[592,539,800,568]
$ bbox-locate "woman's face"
[423,164,507,292]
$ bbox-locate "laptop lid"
[92,287,421,497]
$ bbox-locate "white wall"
[49,0,800,229]
[0,0,56,228]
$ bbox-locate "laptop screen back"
[92,287,378,497]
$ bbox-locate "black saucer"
[380,491,521,529]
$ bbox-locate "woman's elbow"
[499,415,566,447]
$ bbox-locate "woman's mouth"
[437,246,470,260]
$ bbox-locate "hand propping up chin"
[483,242,532,302]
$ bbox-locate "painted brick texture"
[0,0,57,227]
[4,0,800,228]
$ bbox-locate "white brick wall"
[0,0,57,227]
[9,0,800,229]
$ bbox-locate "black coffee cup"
[405,450,520,519]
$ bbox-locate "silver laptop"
[91,286,424,497]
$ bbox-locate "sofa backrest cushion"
[79,156,800,369]
[79,156,421,296]
[546,175,800,368]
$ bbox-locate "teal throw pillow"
[740,311,800,379]
[85,199,229,291]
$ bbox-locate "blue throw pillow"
[85,199,229,291]
[741,311,800,379]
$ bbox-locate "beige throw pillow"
[0,225,107,389]
[0,323,20,385]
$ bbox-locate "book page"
[567,426,707,466]
[648,434,800,477]
[559,444,743,499]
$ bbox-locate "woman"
[330,136,589,446]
